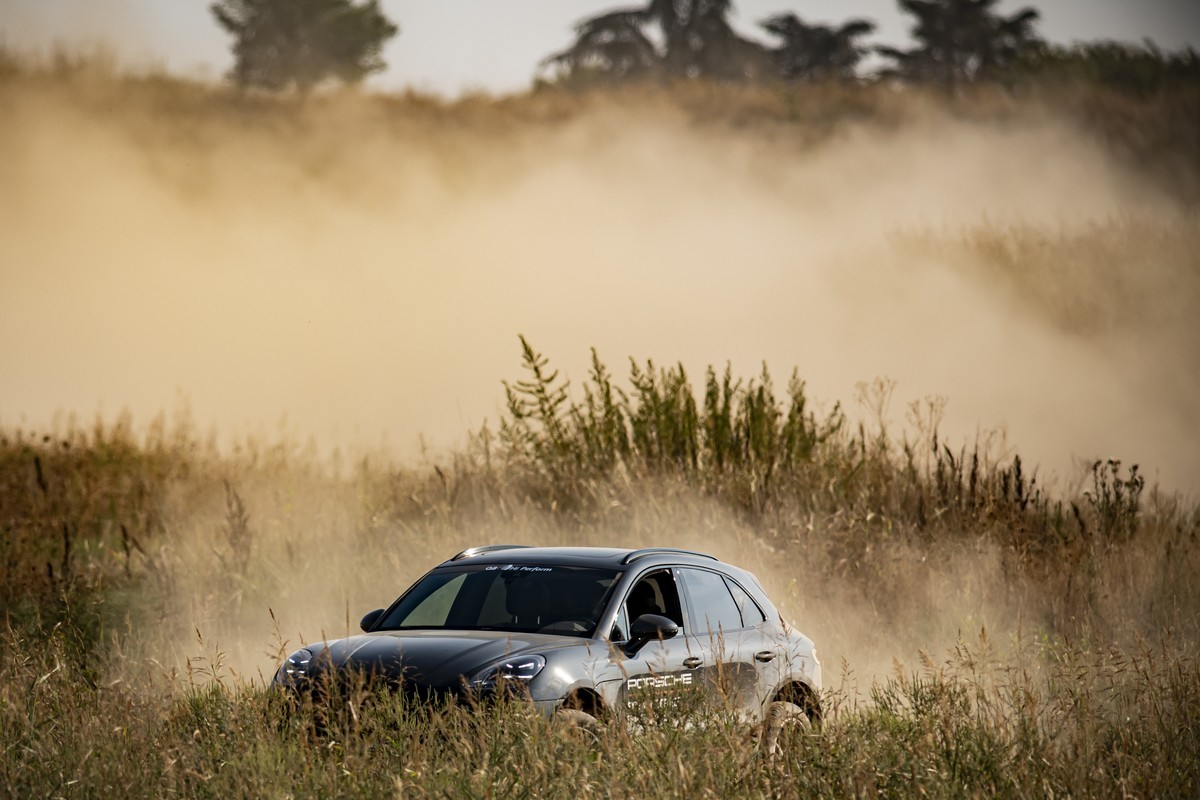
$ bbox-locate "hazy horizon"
[1,0,1198,96]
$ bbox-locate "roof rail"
[620,547,717,565]
[450,544,531,561]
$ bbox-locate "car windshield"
[376,564,622,638]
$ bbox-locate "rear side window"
[680,568,744,635]
[723,577,766,626]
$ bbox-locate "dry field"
[1,56,1198,796]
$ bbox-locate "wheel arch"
[771,679,822,725]
[561,685,607,720]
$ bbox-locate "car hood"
[311,629,577,689]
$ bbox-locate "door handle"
[683,656,703,669]
[754,651,777,663]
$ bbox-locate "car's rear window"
[376,565,621,637]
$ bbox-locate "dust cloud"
[1,73,1197,686]
[2,82,1196,492]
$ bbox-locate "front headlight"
[470,654,546,691]
[277,647,313,684]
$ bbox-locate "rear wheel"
[761,700,814,757]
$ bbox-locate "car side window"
[681,568,744,635]
[723,576,766,627]
[621,569,685,631]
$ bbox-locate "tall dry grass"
[2,340,1198,795]
[3,583,1197,797]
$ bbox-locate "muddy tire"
[761,700,812,757]
[554,708,602,745]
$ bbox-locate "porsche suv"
[274,545,821,743]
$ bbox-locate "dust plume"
[3,78,1196,490]
[1,68,1197,685]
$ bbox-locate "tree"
[211,0,398,92]
[651,0,769,81]
[543,0,769,85]
[542,9,659,82]
[760,13,876,82]
[878,0,1041,85]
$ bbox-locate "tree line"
[541,0,1037,86]
[210,0,1199,93]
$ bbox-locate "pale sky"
[1,0,1198,96]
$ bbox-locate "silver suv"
[275,545,821,746]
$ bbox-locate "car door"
[610,568,705,721]
[719,573,779,717]
[677,567,763,719]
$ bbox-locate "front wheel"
[554,708,602,745]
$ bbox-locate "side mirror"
[625,613,679,654]
[360,608,384,632]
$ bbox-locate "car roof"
[439,545,722,570]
